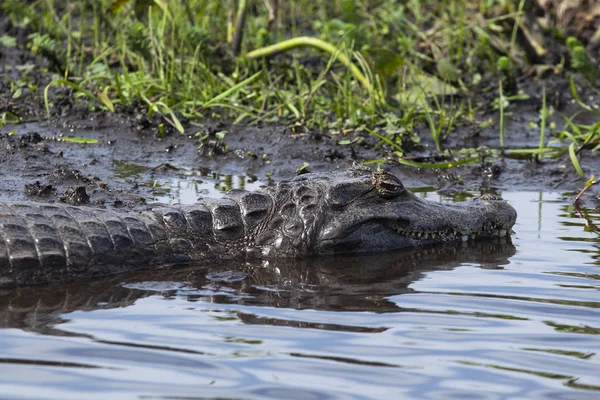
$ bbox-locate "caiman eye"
[372,172,404,199]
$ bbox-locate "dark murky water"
[0,183,599,399]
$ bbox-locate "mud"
[0,103,599,210]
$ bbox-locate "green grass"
[0,0,599,176]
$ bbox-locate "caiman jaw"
[316,178,517,254]
[392,224,510,242]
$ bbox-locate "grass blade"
[397,156,480,169]
[46,79,114,112]
[499,80,505,148]
[203,71,263,107]
[568,142,585,179]
[246,36,379,101]
[539,86,546,155]
[61,137,99,144]
[570,76,600,115]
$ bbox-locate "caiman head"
[258,168,517,256]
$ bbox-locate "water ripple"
[0,192,599,398]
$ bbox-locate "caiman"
[0,168,517,287]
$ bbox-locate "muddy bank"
[0,108,598,209]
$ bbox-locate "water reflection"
[110,161,265,204]
[1,191,600,399]
[0,240,515,333]
[155,172,264,204]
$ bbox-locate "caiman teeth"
[394,225,510,242]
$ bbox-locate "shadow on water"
[0,240,515,334]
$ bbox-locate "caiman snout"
[314,170,517,255]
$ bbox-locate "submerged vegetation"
[0,0,599,175]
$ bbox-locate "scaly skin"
[0,168,517,287]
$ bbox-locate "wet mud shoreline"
[1,109,598,210]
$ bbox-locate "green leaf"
[62,137,99,144]
[395,73,458,105]
[107,0,134,13]
[297,162,310,172]
[437,58,460,82]
[169,111,185,134]
[0,112,20,127]
[585,175,596,188]
[0,35,17,48]
[97,92,115,112]
[215,130,227,140]
[373,49,405,77]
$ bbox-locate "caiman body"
[0,168,517,287]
